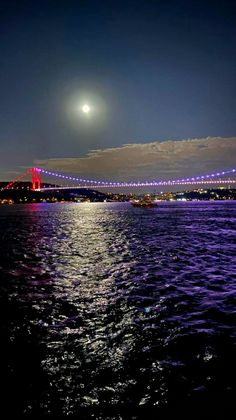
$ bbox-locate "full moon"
[82,104,90,113]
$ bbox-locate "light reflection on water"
[0,202,236,416]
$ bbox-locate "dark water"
[0,202,235,417]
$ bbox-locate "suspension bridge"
[2,167,236,191]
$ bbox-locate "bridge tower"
[31,167,41,190]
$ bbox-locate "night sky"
[1,0,236,181]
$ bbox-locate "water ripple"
[0,201,235,416]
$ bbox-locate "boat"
[131,201,158,207]
[130,195,158,207]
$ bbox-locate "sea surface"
[0,202,235,417]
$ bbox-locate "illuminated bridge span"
[2,167,236,191]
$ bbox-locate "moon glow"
[82,104,90,113]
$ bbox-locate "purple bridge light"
[35,167,236,190]
[3,167,236,191]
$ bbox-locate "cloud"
[34,137,236,181]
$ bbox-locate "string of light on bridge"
[37,167,236,189]
[2,169,32,190]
